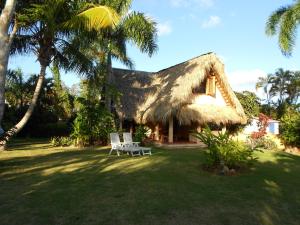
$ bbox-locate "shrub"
[193,126,258,171]
[251,113,270,139]
[133,125,150,144]
[71,99,115,146]
[50,136,73,147]
[247,135,278,150]
[280,108,300,147]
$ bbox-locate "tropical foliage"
[3,68,73,137]
[72,0,157,111]
[193,126,257,173]
[235,91,260,119]
[71,98,115,146]
[280,107,300,147]
[266,0,300,55]
[0,0,119,147]
[256,68,300,147]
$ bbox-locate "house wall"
[268,122,279,135]
[244,119,280,135]
[192,86,227,106]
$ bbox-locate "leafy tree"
[3,69,69,137]
[235,91,260,119]
[51,64,73,120]
[0,0,119,148]
[5,68,27,108]
[266,0,300,55]
[280,106,300,147]
[71,80,115,146]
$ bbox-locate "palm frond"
[10,34,36,55]
[266,1,300,55]
[266,6,290,36]
[99,0,132,15]
[64,6,120,31]
[278,6,299,55]
[54,38,95,76]
[122,12,158,56]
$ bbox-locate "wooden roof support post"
[119,119,123,131]
[222,126,227,134]
[130,124,134,134]
[168,116,174,143]
[154,124,160,141]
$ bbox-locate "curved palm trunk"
[0,65,46,149]
[105,51,113,112]
[0,44,10,125]
[0,0,17,128]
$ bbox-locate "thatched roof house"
[113,52,247,143]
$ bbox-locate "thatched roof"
[113,52,247,125]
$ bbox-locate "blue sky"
[8,0,300,96]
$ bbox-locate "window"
[206,76,216,97]
[192,76,216,97]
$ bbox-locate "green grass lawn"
[1,139,300,225]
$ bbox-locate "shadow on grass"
[0,140,300,225]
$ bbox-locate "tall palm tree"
[76,0,158,111]
[0,0,119,147]
[255,73,274,111]
[269,68,293,105]
[286,71,300,104]
[0,0,18,127]
[266,0,300,55]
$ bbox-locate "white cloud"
[170,0,214,8]
[201,16,221,28]
[157,21,172,36]
[227,69,267,97]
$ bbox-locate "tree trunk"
[0,0,17,129]
[105,51,113,112]
[0,65,46,149]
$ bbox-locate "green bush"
[71,99,115,146]
[193,126,257,171]
[247,136,278,150]
[133,125,150,144]
[280,109,300,147]
[50,136,73,147]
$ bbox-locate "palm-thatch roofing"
[113,52,247,125]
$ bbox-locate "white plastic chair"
[123,132,140,147]
[123,132,152,156]
[109,133,141,157]
[109,133,125,156]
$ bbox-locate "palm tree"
[0,0,119,147]
[286,71,300,104]
[266,0,300,55]
[269,68,293,105]
[255,73,274,113]
[75,0,158,111]
[0,0,18,127]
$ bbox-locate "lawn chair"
[123,132,152,156]
[109,133,125,156]
[109,133,140,157]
